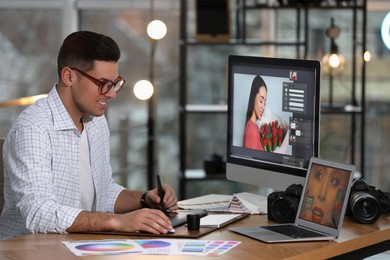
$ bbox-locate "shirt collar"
[47,85,80,131]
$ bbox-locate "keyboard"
[200,214,242,228]
[261,224,327,238]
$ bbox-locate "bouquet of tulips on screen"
[259,120,286,152]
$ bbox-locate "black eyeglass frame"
[70,67,126,95]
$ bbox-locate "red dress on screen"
[243,120,264,151]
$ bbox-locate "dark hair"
[245,75,267,123]
[57,31,121,79]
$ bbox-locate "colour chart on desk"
[62,239,241,256]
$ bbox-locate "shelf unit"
[179,0,366,199]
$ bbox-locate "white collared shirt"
[0,86,124,240]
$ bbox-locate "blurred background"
[0,0,389,199]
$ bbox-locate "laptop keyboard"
[261,224,326,238]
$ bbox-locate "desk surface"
[0,214,389,260]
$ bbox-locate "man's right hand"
[66,208,173,235]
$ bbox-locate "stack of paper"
[228,192,267,214]
[177,192,267,214]
[178,194,232,211]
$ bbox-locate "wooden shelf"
[184,104,227,113]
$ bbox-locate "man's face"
[72,61,119,117]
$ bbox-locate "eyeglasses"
[70,67,126,95]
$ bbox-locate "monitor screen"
[226,55,321,193]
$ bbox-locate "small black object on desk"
[187,214,201,231]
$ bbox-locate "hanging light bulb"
[329,53,341,68]
[322,18,345,75]
[147,20,167,40]
[134,80,154,100]
[322,52,345,75]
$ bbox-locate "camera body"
[347,179,390,224]
[267,184,303,223]
[267,179,390,224]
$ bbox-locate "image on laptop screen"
[297,160,352,229]
[229,157,355,243]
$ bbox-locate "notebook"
[229,157,355,243]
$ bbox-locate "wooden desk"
[0,214,389,260]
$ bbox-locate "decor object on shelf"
[195,0,230,42]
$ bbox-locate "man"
[0,31,178,240]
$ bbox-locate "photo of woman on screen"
[243,75,268,150]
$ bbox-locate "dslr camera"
[267,184,303,223]
[347,179,390,224]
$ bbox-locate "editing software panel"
[283,81,312,153]
[282,82,307,114]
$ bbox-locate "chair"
[0,138,4,214]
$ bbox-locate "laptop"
[229,157,355,243]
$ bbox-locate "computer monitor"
[226,55,321,194]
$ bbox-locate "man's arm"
[114,185,178,213]
[66,185,178,234]
[66,207,172,234]
[113,190,144,213]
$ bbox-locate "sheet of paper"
[62,239,144,256]
[204,240,241,256]
[134,239,179,255]
[63,239,241,257]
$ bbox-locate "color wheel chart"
[134,239,177,254]
[63,240,144,256]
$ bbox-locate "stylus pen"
[156,175,166,211]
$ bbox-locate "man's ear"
[61,67,74,87]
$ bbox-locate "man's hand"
[114,208,173,234]
[145,184,178,211]
[66,184,179,235]
[66,208,173,234]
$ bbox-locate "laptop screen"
[296,157,355,234]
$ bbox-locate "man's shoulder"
[15,99,52,127]
[12,88,68,130]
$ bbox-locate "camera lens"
[349,191,380,224]
[271,197,299,223]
